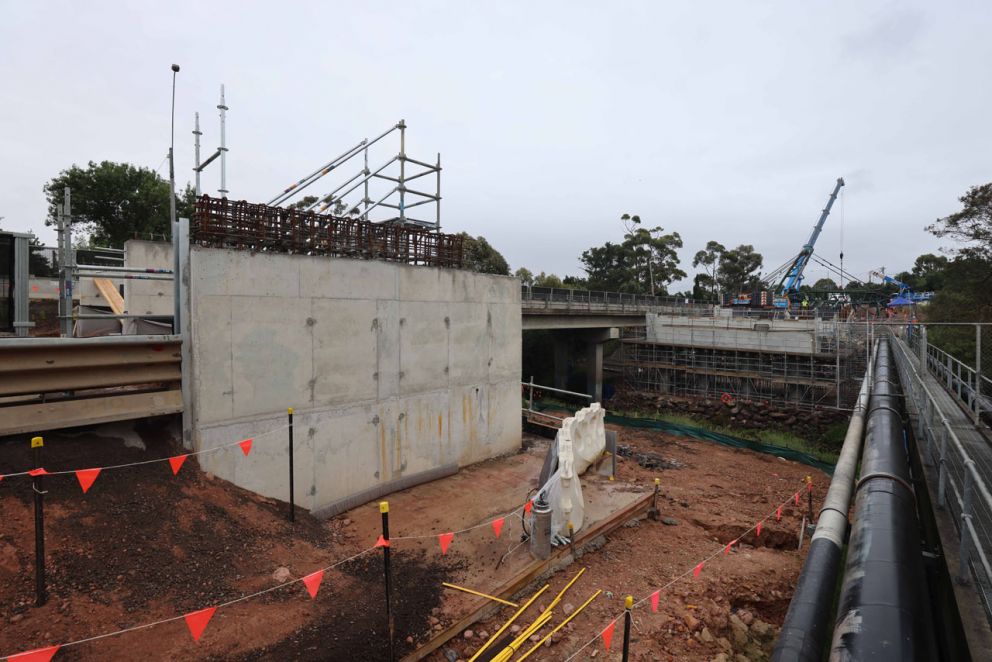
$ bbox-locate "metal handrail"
[890,334,992,593]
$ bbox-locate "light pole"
[169,63,180,333]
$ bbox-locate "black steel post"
[622,596,633,662]
[32,436,47,607]
[380,501,394,661]
[288,407,295,523]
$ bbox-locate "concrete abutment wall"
[186,246,522,515]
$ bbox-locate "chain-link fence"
[889,331,992,630]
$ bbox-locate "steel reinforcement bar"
[192,195,463,268]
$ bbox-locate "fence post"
[957,464,975,585]
[380,501,395,661]
[622,595,633,662]
[528,376,535,413]
[31,436,47,607]
[975,324,982,426]
[937,429,948,510]
[288,407,295,523]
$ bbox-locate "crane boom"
[777,177,845,297]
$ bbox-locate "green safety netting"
[603,413,836,475]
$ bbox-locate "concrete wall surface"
[646,313,822,355]
[187,247,522,514]
[124,240,174,316]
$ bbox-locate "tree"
[514,267,534,285]
[533,272,564,288]
[927,182,992,261]
[692,240,725,300]
[43,161,195,247]
[460,233,510,275]
[716,244,763,293]
[812,278,838,290]
[910,253,949,291]
[579,216,685,294]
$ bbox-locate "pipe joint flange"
[856,471,916,499]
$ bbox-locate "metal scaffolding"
[268,120,442,231]
[610,322,870,411]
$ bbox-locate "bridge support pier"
[550,328,618,404]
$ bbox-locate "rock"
[700,627,714,643]
[510,624,521,634]
[563,602,575,615]
[529,634,541,642]
[478,630,488,640]
[737,609,754,626]
[729,615,749,649]
[662,517,679,526]
[463,629,474,639]
[712,655,729,662]
[429,616,440,626]
[272,566,292,583]
[590,649,599,658]
[735,655,751,662]
[405,636,414,645]
[443,649,458,662]
[751,619,774,641]
[10,614,24,624]
[717,636,733,653]
[204,472,215,481]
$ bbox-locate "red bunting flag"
[438,532,455,555]
[776,506,782,521]
[8,646,61,662]
[724,539,736,555]
[0,474,4,482]
[28,468,49,477]
[75,468,101,494]
[756,521,762,537]
[601,620,617,651]
[524,500,533,515]
[169,454,189,475]
[375,535,390,548]
[795,492,800,506]
[184,606,217,642]
[693,561,704,578]
[650,590,660,613]
[491,517,505,539]
[302,570,324,599]
[239,438,253,456]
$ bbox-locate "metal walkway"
[890,334,992,654]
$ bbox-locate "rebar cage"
[192,196,463,268]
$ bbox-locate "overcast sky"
[2,1,990,291]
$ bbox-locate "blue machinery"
[869,270,935,305]
[774,177,845,307]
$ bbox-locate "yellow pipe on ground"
[468,585,549,662]
[491,611,554,662]
[442,582,520,608]
[516,590,602,661]
[547,567,585,611]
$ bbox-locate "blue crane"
[869,271,935,304]
[775,177,845,305]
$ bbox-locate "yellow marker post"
[379,500,394,660]
[441,582,518,608]
[288,407,296,523]
[30,436,47,606]
[622,595,634,658]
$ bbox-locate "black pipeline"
[829,338,936,660]
[772,347,873,662]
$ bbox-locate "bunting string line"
[0,545,377,660]
[0,424,289,480]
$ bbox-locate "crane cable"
[839,185,846,290]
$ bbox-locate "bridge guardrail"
[520,286,715,316]
[890,333,992,625]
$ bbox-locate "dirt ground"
[0,415,825,661]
